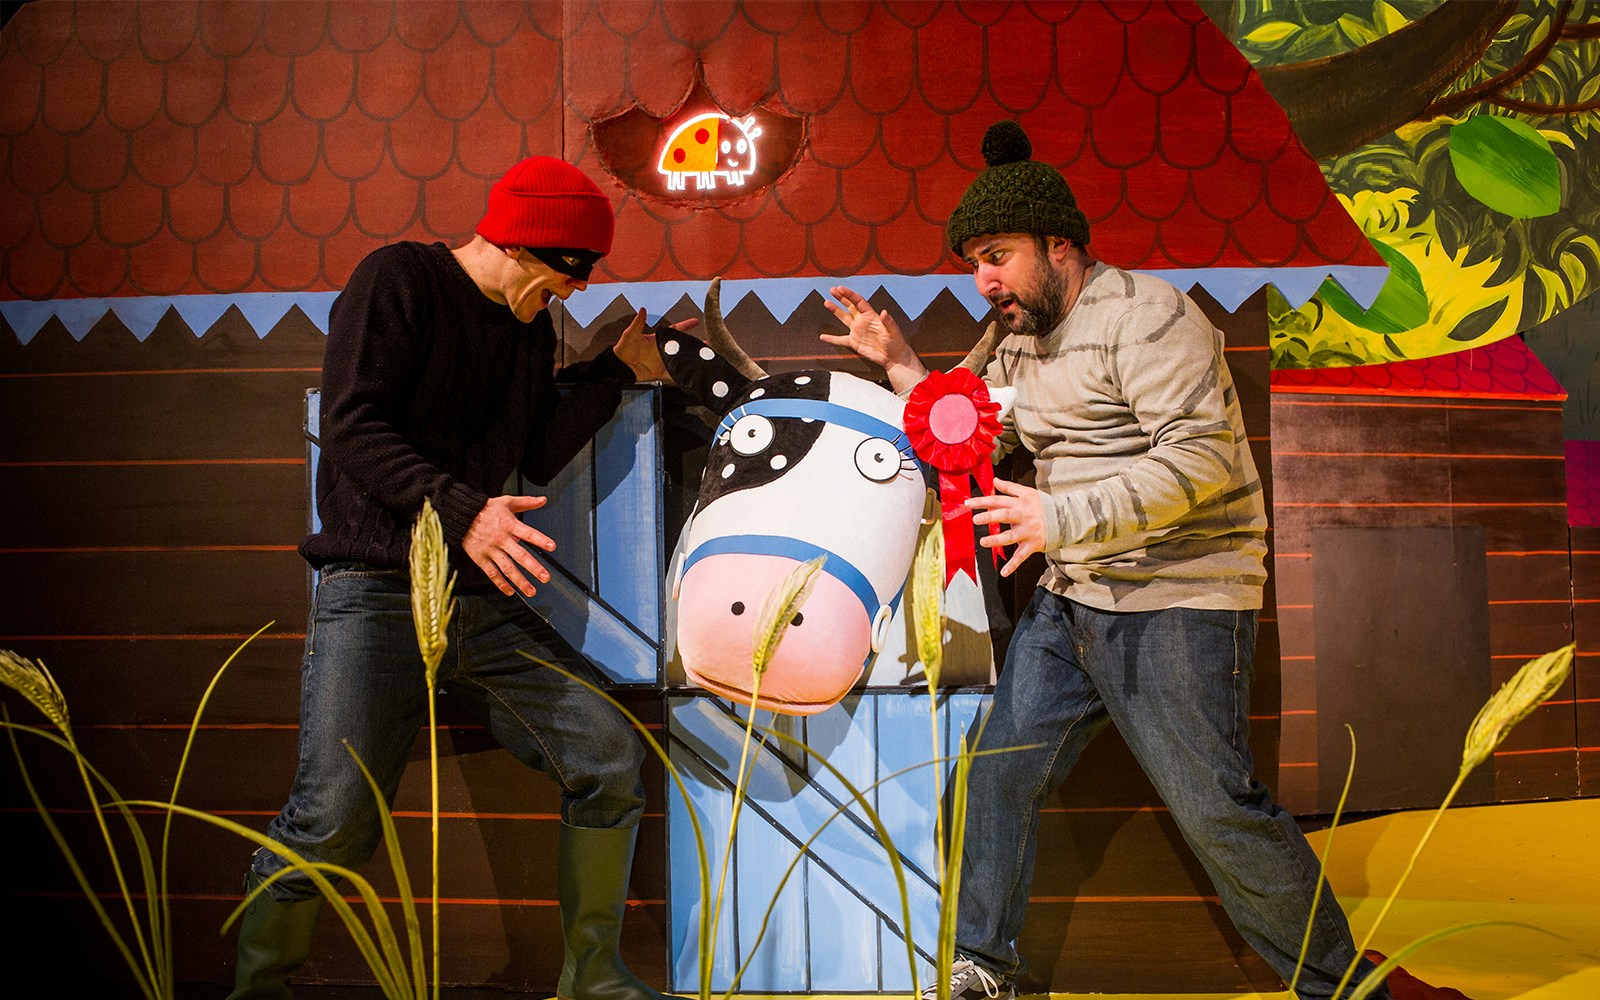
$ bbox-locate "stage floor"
[1029,795,1599,1000]
[175,797,1598,1000]
[1299,795,1600,1000]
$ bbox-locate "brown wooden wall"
[1569,525,1600,796]
[7,275,1589,997]
[0,284,1292,996]
[1269,391,1581,815]
[0,304,664,993]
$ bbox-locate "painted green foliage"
[1223,0,1600,369]
[1449,116,1563,219]
[1321,239,1429,335]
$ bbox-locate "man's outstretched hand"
[463,494,557,597]
[968,478,1046,578]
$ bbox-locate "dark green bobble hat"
[945,120,1091,256]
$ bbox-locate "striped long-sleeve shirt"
[984,262,1267,612]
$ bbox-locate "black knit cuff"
[433,482,491,546]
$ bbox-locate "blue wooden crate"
[666,691,989,993]
[306,387,665,685]
[517,387,665,684]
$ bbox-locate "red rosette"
[904,368,1004,584]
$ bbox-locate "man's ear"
[1045,235,1073,264]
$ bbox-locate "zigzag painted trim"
[0,267,1386,344]
[0,292,339,344]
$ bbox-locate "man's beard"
[991,257,1066,336]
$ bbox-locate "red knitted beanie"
[476,156,615,255]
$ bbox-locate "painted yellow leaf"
[1373,1,1409,33]
[1245,21,1300,44]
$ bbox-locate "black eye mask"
[528,247,603,282]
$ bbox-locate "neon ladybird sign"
[657,113,765,192]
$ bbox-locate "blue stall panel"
[306,387,665,685]
[520,387,664,684]
[667,691,989,993]
[305,389,320,535]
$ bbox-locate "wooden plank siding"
[1567,527,1600,796]
[0,305,673,993]
[1269,392,1580,813]
[0,284,1298,995]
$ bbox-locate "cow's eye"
[728,414,774,456]
[854,438,900,482]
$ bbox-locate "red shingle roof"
[0,0,1380,303]
[1269,335,1567,401]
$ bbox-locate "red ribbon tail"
[938,471,977,586]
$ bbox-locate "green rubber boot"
[557,823,670,1000]
[226,869,324,1000]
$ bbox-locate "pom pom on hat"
[476,156,615,255]
[946,120,1089,255]
[981,119,1032,166]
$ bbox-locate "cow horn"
[956,321,1002,374]
[704,277,768,381]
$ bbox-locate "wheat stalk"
[912,510,946,691]
[409,498,456,683]
[707,554,826,983]
[749,555,826,679]
[408,497,456,1000]
[910,506,948,887]
[1461,643,1573,772]
[1336,643,1575,998]
[0,649,72,739]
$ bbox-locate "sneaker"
[920,958,1015,1000]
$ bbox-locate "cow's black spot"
[696,371,832,508]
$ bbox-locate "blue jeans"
[956,590,1387,1000]
[252,563,646,901]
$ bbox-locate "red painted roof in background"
[0,0,1380,300]
[1269,335,1567,401]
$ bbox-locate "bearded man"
[822,120,1389,1000]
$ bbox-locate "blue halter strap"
[682,534,897,624]
[716,398,918,466]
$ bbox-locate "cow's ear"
[656,326,754,414]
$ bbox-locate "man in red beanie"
[229,156,690,1000]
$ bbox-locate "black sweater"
[299,241,634,587]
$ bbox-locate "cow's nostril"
[792,612,804,626]
[731,601,745,616]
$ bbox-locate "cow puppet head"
[657,280,1000,715]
